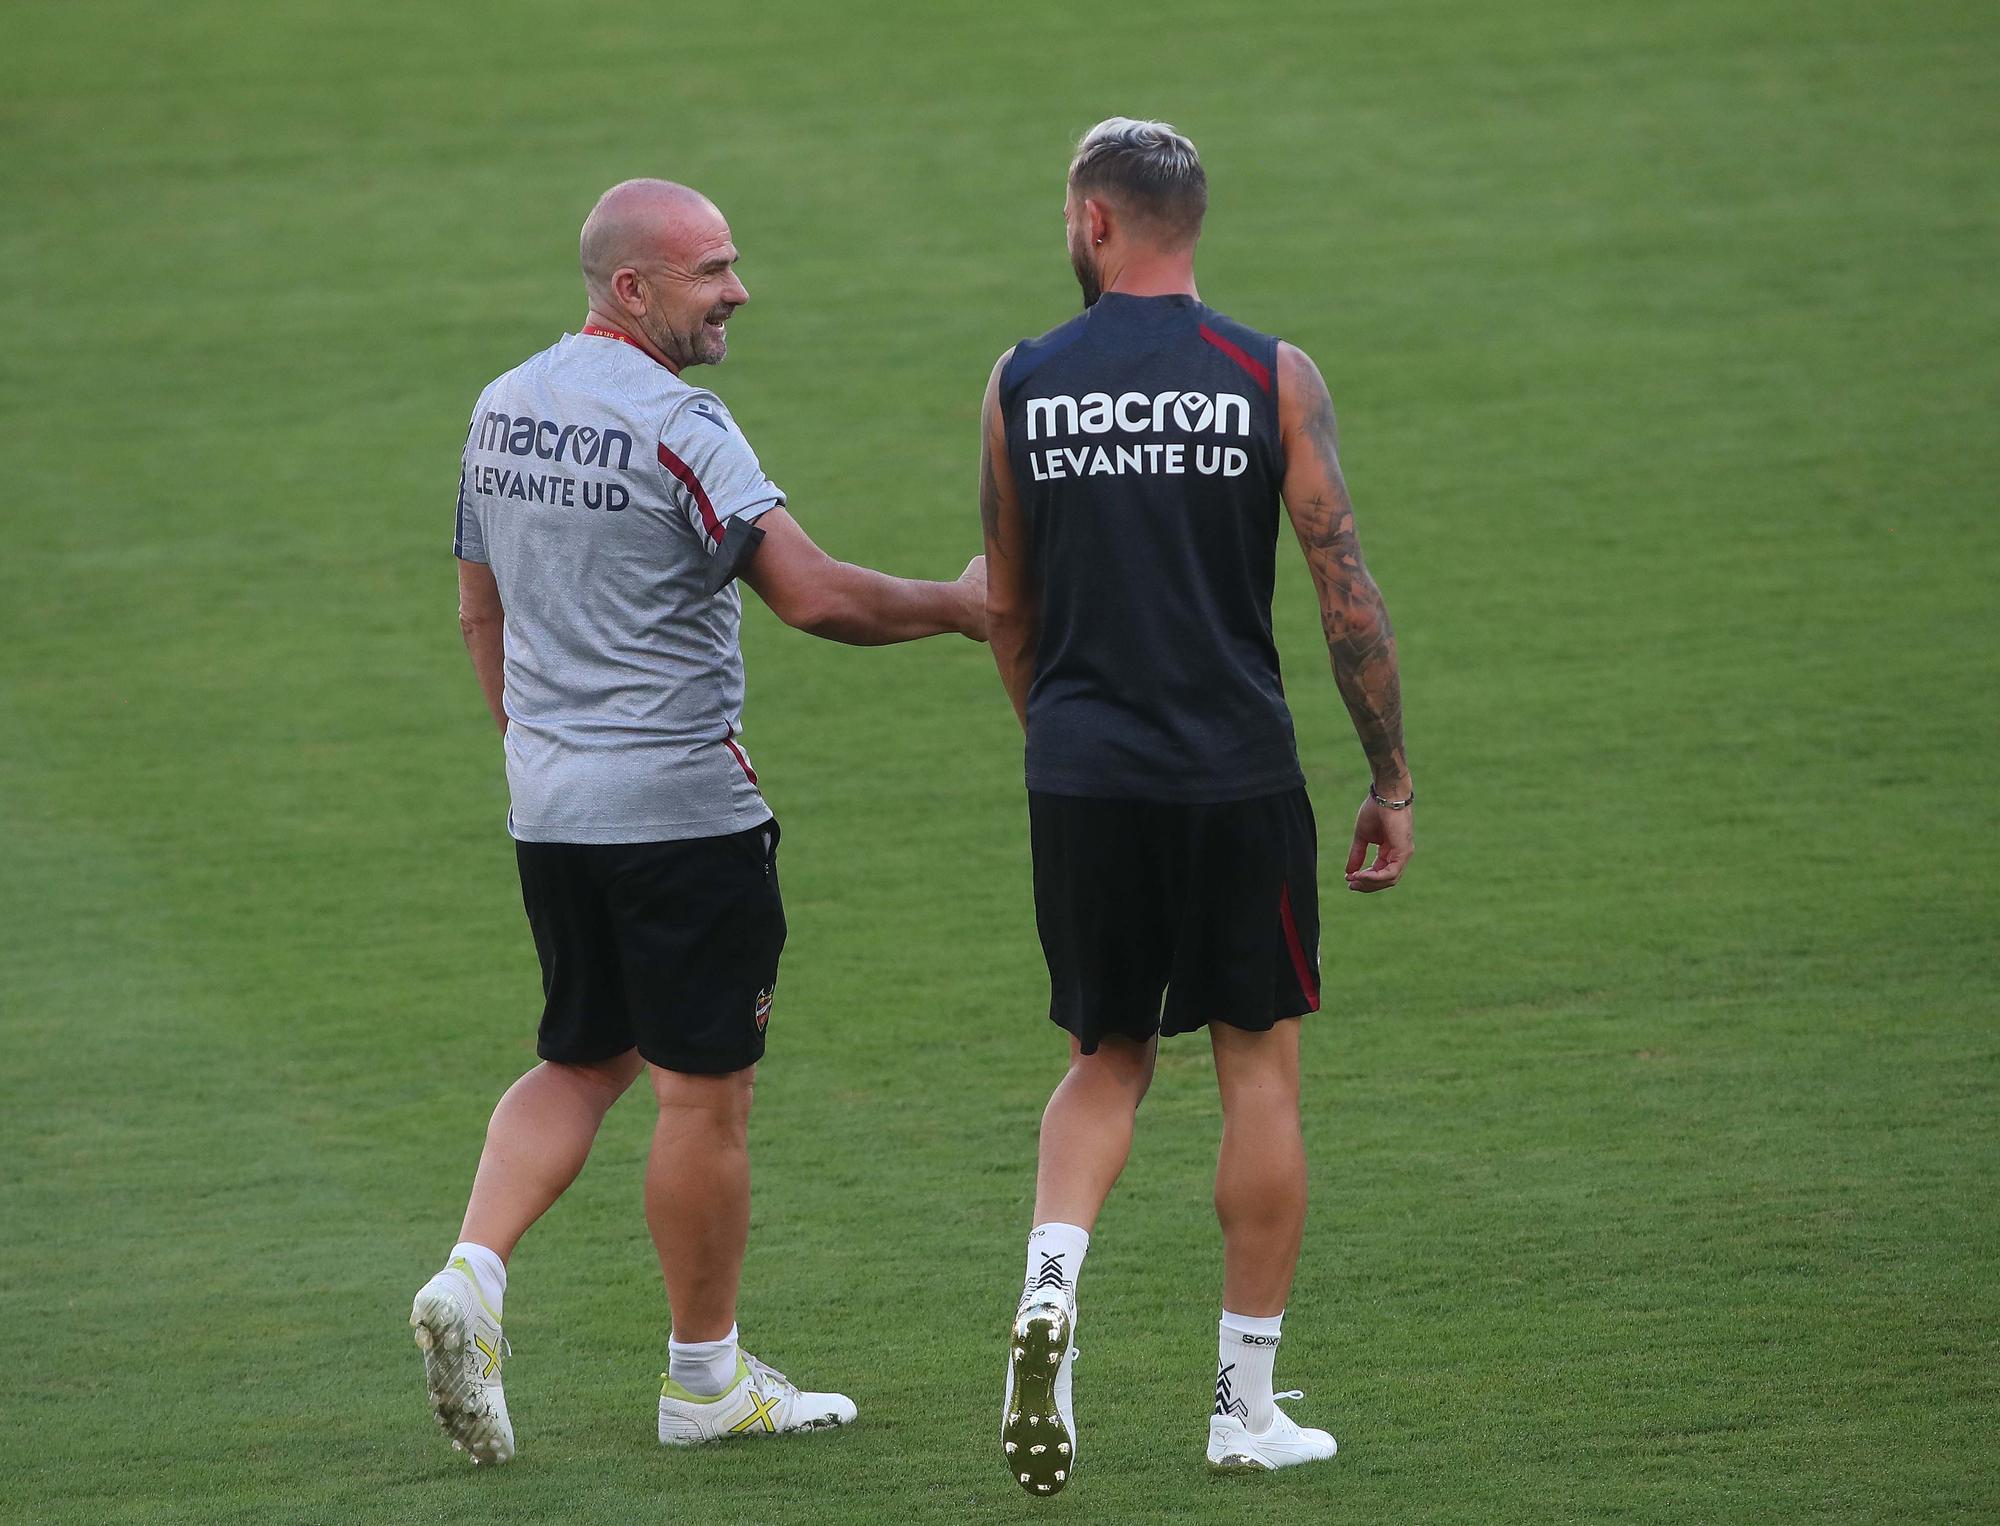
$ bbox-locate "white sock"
[1217,1309,1284,1431]
[668,1323,741,1397]
[1023,1221,1089,1306]
[449,1241,506,1318]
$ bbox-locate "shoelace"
[746,1355,799,1397]
[451,1272,511,1368]
[1274,1389,1304,1402]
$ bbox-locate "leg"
[1211,1020,1306,1316]
[1205,1019,1336,1465]
[459,1050,644,1259]
[413,841,639,1467]
[645,1061,755,1342]
[648,1052,860,1441]
[1006,794,1166,1496]
[1033,1032,1159,1229]
[1004,1035,1154,1497]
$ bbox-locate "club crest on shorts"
[754,985,775,1032]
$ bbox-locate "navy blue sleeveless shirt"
[1000,294,1304,803]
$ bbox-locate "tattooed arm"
[1278,341,1415,892]
[980,349,1037,728]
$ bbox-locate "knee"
[651,1062,756,1130]
[1068,1037,1156,1107]
[1117,1037,1159,1102]
[555,1050,644,1099]
[1122,1060,1158,1113]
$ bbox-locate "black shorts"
[1029,787,1319,1053]
[514,819,785,1076]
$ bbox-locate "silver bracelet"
[1369,785,1414,811]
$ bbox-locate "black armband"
[703,518,768,596]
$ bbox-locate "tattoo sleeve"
[1289,368,1409,789]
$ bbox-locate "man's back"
[456,331,782,843]
[999,293,1302,803]
[981,119,1409,1495]
[420,178,992,1475]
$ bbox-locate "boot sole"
[1003,1302,1074,1496]
[412,1290,513,1465]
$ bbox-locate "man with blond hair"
[411,178,985,1464]
[981,119,1414,1491]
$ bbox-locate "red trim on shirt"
[722,732,758,785]
[1279,881,1321,1011]
[1198,323,1272,394]
[657,443,727,546]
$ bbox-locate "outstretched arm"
[742,509,986,646]
[1278,341,1414,892]
[980,350,1037,728]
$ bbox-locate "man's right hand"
[1345,793,1414,892]
[743,509,990,646]
[958,555,989,642]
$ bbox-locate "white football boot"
[410,1257,515,1465]
[658,1352,856,1444]
[1002,1294,1077,1496]
[1206,1389,1338,1471]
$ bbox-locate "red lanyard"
[581,324,654,359]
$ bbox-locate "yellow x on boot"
[658,1352,856,1445]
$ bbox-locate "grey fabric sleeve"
[453,462,488,563]
[453,406,489,563]
[656,393,786,589]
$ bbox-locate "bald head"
[577,179,748,372]
[580,179,720,306]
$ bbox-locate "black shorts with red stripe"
[1028,787,1320,1054]
[515,818,785,1075]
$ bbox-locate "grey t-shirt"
[454,331,783,844]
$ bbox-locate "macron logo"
[1024,389,1250,442]
[478,411,634,468]
[1172,394,1215,431]
[689,402,729,432]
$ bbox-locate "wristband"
[1369,785,1414,811]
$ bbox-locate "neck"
[582,309,679,373]
[1100,253,1198,301]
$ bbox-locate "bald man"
[410,179,985,1465]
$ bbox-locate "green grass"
[2,0,1996,1520]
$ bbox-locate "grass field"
[3,1,1996,1520]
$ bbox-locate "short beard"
[1069,232,1102,309]
[657,318,725,370]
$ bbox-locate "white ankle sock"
[1217,1309,1284,1431]
[668,1323,741,1397]
[1023,1221,1089,1305]
[449,1241,506,1317]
